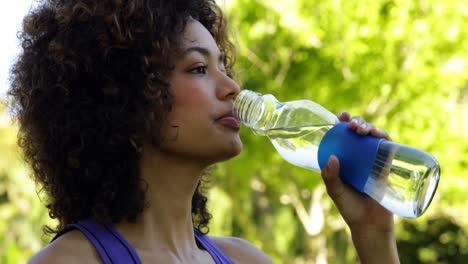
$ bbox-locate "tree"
[208,0,468,262]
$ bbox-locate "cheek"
[169,84,214,123]
[171,78,212,106]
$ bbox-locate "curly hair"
[8,0,235,235]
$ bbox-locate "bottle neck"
[234,90,265,127]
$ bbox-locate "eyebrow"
[182,46,225,63]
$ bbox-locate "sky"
[0,0,35,99]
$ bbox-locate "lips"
[216,112,241,130]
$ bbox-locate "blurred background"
[1,0,467,263]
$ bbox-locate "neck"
[114,144,208,256]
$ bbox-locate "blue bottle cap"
[317,122,384,192]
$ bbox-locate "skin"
[326,112,399,264]
[29,19,399,264]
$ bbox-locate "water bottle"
[234,90,440,218]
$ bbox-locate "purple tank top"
[52,218,235,264]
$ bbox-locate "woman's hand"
[321,111,399,264]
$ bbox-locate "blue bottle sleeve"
[317,122,384,192]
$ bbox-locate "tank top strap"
[52,218,142,264]
[194,228,235,264]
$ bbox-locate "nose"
[216,71,240,100]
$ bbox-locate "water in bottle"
[262,125,334,170]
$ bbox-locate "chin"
[228,136,243,156]
[211,138,243,163]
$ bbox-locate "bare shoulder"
[210,236,273,264]
[29,230,100,264]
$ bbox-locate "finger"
[337,111,351,122]
[321,155,346,201]
[348,116,392,139]
[370,127,392,141]
[350,117,374,136]
[348,116,365,130]
[356,122,375,135]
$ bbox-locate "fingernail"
[351,119,358,125]
[337,111,344,118]
[360,123,367,129]
[327,156,336,170]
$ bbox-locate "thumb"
[321,155,346,201]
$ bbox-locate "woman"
[9,0,399,263]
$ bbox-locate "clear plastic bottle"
[234,90,440,218]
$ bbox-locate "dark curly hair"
[8,0,235,235]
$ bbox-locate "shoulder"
[29,230,100,264]
[210,236,273,264]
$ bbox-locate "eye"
[189,65,208,74]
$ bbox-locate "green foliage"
[396,216,468,263]
[1,0,468,263]
[0,102,53,263]
[210,0,468,263]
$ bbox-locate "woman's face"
[159,19,242,165]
